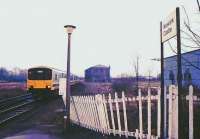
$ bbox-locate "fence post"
[84,96,89,128]
[164,86,167,138]
[135,129,139,139]
[122,91,128,138]
[77,96,81,125]
[88,96,94,130]
[103,94,110,134]
[86,96,91,129]
[70,96,77,123]
[96,94,106,134]
[92,96,98,131]
[69,97,73,121]
[77,96,82,125]
[109,93,116,135]
[168,85,178,139]
[94,95,101,132]
[168,86,173,139]
[91,96,99,132]
[157,88,161,138]
[90,96,95,130]
[138,89,143,139]
[189,85,193,139]
[147,88,151,139]
[82,96,87,127]
[174,86,178,139]
[115,92,122,136]
[74,96,79,124]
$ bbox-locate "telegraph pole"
[160,21,165,139]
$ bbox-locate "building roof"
[85,65,110,71]
[165,49,200,60]
[93,65,109,68]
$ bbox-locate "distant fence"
[70,88,161,139]
[0,82,26,90]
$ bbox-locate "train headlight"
[46,85,51,88]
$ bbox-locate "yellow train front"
[27,66,65,97]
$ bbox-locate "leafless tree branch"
[197,0,200,12]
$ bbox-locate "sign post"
[160,21,165,138]
[160,7,183,139]
[176,8,186,139]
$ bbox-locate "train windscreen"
[28,68,52,80]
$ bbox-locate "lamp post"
[64,25,76,129]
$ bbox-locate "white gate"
[70,88,161,138]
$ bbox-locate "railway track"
[0,93,39,126]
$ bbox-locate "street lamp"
[64,25,76,129]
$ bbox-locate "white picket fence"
[168,85,200,139]
[70,88,161,139]
[68,85,200,139]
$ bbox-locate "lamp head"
[64,25,76,34]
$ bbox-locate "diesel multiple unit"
[27,66,66,96]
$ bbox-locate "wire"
[171,32,200,49]
[181,43,200,49]
[181,5,190,26]
[181,29,200,46]
[171,37,200,56]
[168,41,200,71]
[184,22,200,41]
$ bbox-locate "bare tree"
[148,70,152,88]
[133,56,139,92]
[178,5,200,50]
[197,0,200,12]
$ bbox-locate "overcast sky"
[0,0,198,77]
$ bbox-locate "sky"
[0,0,198,77]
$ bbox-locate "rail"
[0,93,32,105]
[0,93,36,126]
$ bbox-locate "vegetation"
[0,67,27,82]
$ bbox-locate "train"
[27,66,66,97]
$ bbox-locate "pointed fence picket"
[165,85,200,139]
[185,85,200,139]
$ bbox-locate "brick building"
[164,49,200,87]
[85,65,111,83]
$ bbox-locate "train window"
[28,68,52,80]
[55,74,57,80]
